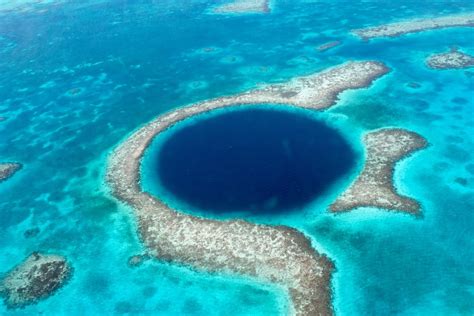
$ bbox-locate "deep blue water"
[0,0,473,315]
[155,107,356,214]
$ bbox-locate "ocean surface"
[0,0,473,315]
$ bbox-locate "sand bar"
[106,61,389,315]
[0,253,71,308]
[353,13,474,40]
[426,47,474,69]
[330,128,428,215]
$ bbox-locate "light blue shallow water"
[0,1,473,315]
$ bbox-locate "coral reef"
[426,47,474,69]
[1,253,71,309]
[353,13,474,40]
[330,128,428,215]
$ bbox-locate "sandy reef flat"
[106,61,390,315]
[426,47,474,69]
[353,13,474,40]
[0,163,22,182]
[0,253,71,309]
[212,0,270,14]
[330,129,428,215]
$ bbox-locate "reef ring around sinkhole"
[141,105,358,216]
[106,61,393,315]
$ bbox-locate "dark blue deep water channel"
[154,107,356,214]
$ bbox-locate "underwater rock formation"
[317,41,341,52]
[23,227,40,239]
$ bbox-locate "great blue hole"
[152,106,356,215]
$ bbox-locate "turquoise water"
[0,1,473,315]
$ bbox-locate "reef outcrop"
[353,13,474,40]
[1,253,72,308]
[330,128,428,215]
[0,162,22,182]
[128,253,152,268]
[107,61,389,315]
[426,47,474,69]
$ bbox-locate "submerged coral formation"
[330,128,428,215]
[0,253,71,309]
[316,41,341,52]
[0,163,22,182]
[353,13,474,40]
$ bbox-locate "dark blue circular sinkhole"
[155,106,356,214]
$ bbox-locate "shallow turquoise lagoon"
[0,1,473,315]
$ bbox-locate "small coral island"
[1,253,72,309]
[331,129,428,215]
[426,47,474,69]
[0,162,22,182]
